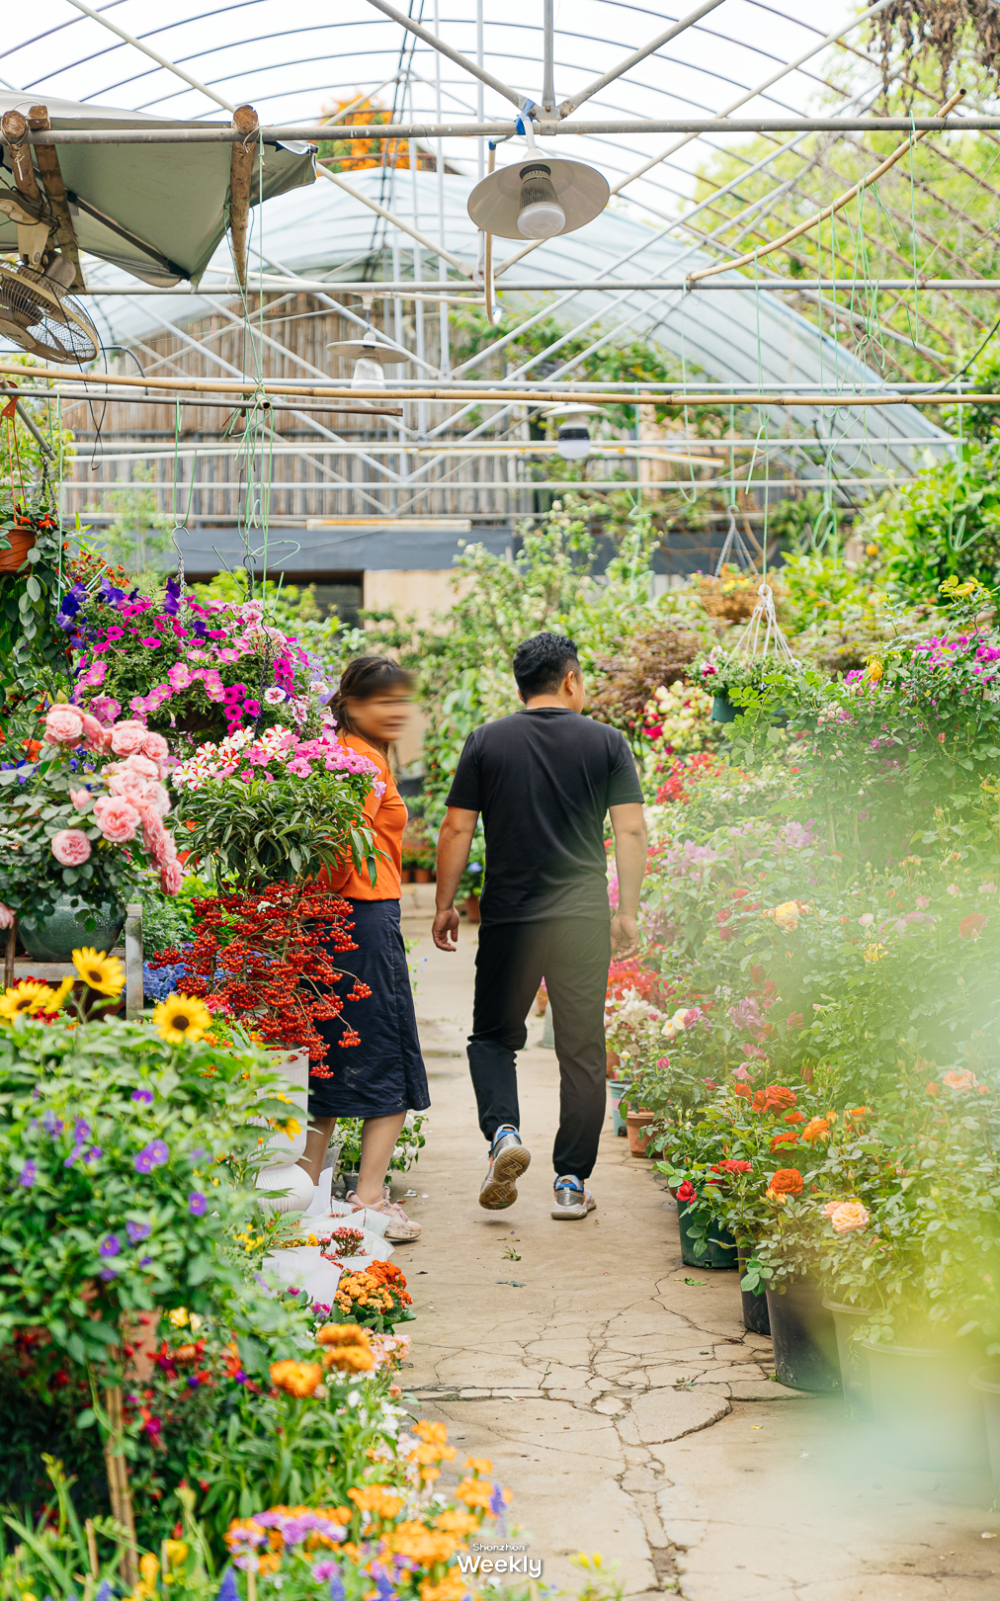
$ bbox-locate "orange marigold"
[348,1485,403,1520]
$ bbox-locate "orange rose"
[784,1111,806,1125]
[828,1200,869,1235]
[767,1168,804,1198]
[942,1069,976,1091]
[770,1132,799,1152]
[800,1117,832,1144]
[925,1082,941,1097]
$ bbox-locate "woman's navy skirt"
[308,897,431,1120]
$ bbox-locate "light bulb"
[557,424,591,462]
[517,163,565,239]
[352,356,385,389]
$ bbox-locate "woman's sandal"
[346,1191,422,1242]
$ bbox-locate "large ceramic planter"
[765,1278,841,1392]
[19,896,124,962]
[610,1080,631,1137]
[823,1298,876,1418]
[970,1364,1000,1502]
[678,1205,737,1269]
[738,1248,770,1334]
[463,895,481,925]
[862,1340,987,1470]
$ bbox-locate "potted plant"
[0,705,182,958]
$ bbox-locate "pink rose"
[125,753,160,780]
[79,712,111,753]
[160,858,183,895]
[144,781,171,818]
[140,732,169,766]
[93,796,141,843]
[109,720,148,756]
[0,902,14,929]
[69,788,91,811]
[51,829,91,866]
[44,706,84,745]
[139,808,169,856]
[109,771,152,802]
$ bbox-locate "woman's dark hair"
[330,655,414,735]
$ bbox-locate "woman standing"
[297,656,429,1242]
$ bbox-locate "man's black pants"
[467,917,611,1181]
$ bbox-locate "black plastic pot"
[738,1248,770,1335]
[677,1206,737,1269]
[711,690,737,723]
[765,1278,841,1392]
[823,1298,876,1419]
[862,1340,987,1471]
[970,1364,1000,1502]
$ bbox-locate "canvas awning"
[0,92,316,287]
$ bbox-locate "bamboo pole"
[229,104,258,292]
[102,1385,138,1588]
[0,111,41,203]
[27,106,85,290]
[3,921,15,991]
[687,88,966,286]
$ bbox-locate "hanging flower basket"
[0,507,57,574]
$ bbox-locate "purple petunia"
[188,1192,207,1216]
[100,1235,121,1258]
[42,1111,63,1137]
[134,1140,169,1174]
[99,1267,118,1282]
[64,1145,84,1168]
[84,1147,103,1164]
[74,1119,91,1143]
[126,1219,151,1244]
[139,1255,153,1267]
[131,1088,154,1104]
[18,1160,37,1189]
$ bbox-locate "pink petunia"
[51,829,91,866]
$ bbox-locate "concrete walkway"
[392,903,1000,1600]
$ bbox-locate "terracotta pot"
[464,894,481,924]
[400,868,413,884]
[606,1048,621,1077]
[415,868,433,884]
[626,1108,655,1157]
[0,525,36,573]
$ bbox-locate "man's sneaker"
[479,1125,531,1210]
[551,1175,596,1219]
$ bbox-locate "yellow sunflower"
[153,992,213,1044]
[0,980,57,1022]
[72,947,125,996]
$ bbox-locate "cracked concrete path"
[392,902,1000,1598]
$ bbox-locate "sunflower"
[72,947,125,996]
[153,992,213,1044]
[0,980,57,1022]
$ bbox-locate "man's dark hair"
[512,632,581,700]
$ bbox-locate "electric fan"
[0,254,99,363]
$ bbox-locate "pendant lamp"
[327,330,406,388]
[467,120,608,242]
[541,404,608,462]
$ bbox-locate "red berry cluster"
[161,882,366,1072]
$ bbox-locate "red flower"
[676,1180,697,1203]
[784,1111,805,1125]
[709,1159,752,1177]
[770,1131,799,1152]
[767,1168,804,1198]
[733,1084,753,1102]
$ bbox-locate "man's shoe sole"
[551,1193,597,1220]
[479,1145,531,1210]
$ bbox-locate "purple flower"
[99,1267,118,1282]
[131,1088,154,1104]
[42,1112,63,1137]
[64,1145,84,1168]
[84,1146,103,1164]
[140,1255,153,1267]
[18,1160,37,1189]
[134,1140,169,1174]
[126,1219,151,1243]
[100,1234,121,1258]
[187,1375,202,1389]
[74,1119,91,1142]
[141,637,162,648]
[188,1191,207,1216]
[328,1570,346,1601]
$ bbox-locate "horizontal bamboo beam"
[12,117,1000,145]
[76,278,1000,296]
[26,390,403,416]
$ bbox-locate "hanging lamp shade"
[541,403,607,462]
[467,159,609,241]
[328,331,406,389]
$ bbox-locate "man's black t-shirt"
[445,708,643,925]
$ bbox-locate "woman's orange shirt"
[322,735,406,901]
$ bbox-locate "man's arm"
[432,806,479,951]
[609,801,647,960]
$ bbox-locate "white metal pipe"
[60,0,237,112]
[362,0,524,109]
[557,0,728,116]
[78,279,1000,296]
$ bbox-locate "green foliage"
[0,1016,280,1369]
[864,442,1000,596]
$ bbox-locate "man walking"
[432,632,647,1220]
